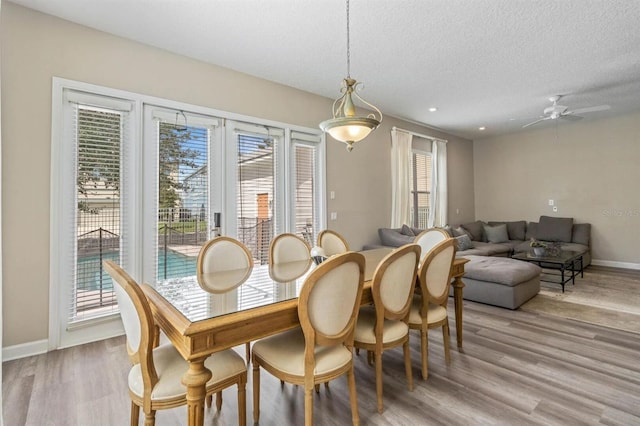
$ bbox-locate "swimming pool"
[77,250,197,291]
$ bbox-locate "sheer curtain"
[428,139,448,227]
[390,129,412,228]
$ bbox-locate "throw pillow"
[461,220,486,242]
[571,223,591,246]
[452,226,471,238]
[455,234,473,251]
[439,225,454,237]
[401,224,415,236]
[537,215,573,243]
[483,224,509,243]
[488,220,526,241]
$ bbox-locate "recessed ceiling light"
[428,107,438,112]
[479,126,486,131]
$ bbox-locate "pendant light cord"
[346,0,351,78]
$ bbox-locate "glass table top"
[151,248,391,323]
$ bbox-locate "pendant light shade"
[319,1,382,152]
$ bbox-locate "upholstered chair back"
[318,229,350,257]
[103,260,157,383]
[414,228,450,264]
[269,233,311,265]
[198,236,254,274]
[376,244,421,317]
[299,252,365,346]
[419,238,456,305]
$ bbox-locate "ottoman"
[456,255,541,309]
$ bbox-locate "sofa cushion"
[537,215,573,243]
[484,224,509,243]
[572,223,591,246]
[488,220,526,241]
[463,255,541,287]
[455,234,473,251]
[525,222,538,240]
[470,242,512,256]
[461,220,486,242]
[378,228,414,247]
[401,224,415,236]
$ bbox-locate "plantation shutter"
[66,91,132,324]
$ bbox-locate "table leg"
[182,358,212,426]
[452,276,465,351]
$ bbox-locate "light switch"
[330,212,337,220]
[330,191,335,200]
[548,199,554,206]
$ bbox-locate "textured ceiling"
[11,0,640,140]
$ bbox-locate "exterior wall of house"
[0,3,475,349]
[474,111,640,267]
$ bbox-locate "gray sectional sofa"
[366,216,592,310]
[372,215,592,266]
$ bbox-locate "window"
[409,150,432,229]
[51,79,325,348]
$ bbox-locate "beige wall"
[1,3,474,348]
[474,111,640,265]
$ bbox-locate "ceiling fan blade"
[522,117,551,128]
[568,104,611,115]
[560,114,583,122]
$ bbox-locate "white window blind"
[410,151,432,229]
[291,131,322,247]
[72,102,129,323]
[153,111,213,283]
[235,127,280,265]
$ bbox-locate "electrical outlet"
[553,206,558,212]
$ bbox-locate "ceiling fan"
[522,95,610,128]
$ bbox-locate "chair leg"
[443,320,451,365]
[238,377,247,426]
[367,350,373,365]
[347,366,360,426]
[143,410,156,426]
[216,391,223,411]
[403,339,413,392]
[375,350,384,413]
[206,394,212,408]
[421,328,429,380]
[245,342,251,364]
[130,401,140,426]
[252,360,260,424]
[304,385,314,426]
[315,383,320,393]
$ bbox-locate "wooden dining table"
[141,247,468,426]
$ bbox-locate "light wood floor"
[4,268,640,425]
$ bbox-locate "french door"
[142,108,322,287]
[51,80,324,350]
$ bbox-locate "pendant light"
[319,0,382,152]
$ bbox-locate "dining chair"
[407,238,457,380]
[352,243,421,413]
[104,260,247,426]
[269,232,311,265]
[414,228,450,265]
[317,229,350,257]
[198,236,255,363]
[252,252,366,426]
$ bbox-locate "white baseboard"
[592,259,640,270]
[3,339,48,362]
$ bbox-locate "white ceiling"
[11,0,640,140]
